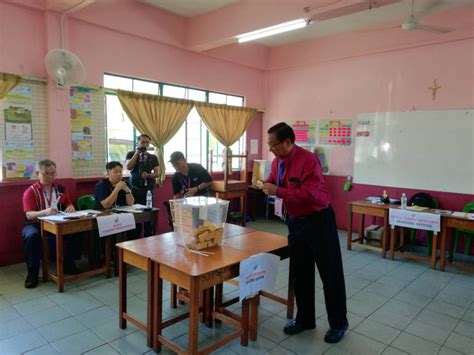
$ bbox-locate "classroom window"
[104,74,245,174]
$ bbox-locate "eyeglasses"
[267,141,283,149]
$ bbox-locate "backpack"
[408,192,435,208]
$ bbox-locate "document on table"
[38,210,101,221]
[112,204,147,213]
[452,212,474,219]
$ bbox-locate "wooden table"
[116,226,290,354]
[347,200,392,257]
[210,180,247,226]
[116,223,253,348]
[440,214,474,272]
[41,209,158,292]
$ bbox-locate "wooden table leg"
[381,210,389,258]
[56,231,64,293]
[390,225,396,260]
[347,205,353,250]
[249,294,259,341]
[170,283,177,308]
[440,221,447,272]
[118,248,127,329]
[188,277,199,354]
[41,223,49,282]
[215,283,223,324]
[105,236,111,278]
[358,214,365,244]
[431,232,438,270]
[153,263,162,353]
[241,297,250,346]
[203,287,214,328]
[146,259,154,347]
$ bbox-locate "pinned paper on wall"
[318,119,352,146]
[288,120,316,145]
[250,139,258,154]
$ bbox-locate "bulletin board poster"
[72,133,93,168]
[70,87,93,167]
[288,120,316,145]
[3,142,35,179]
[318,119,352,146]
[70,87,92,135]
[1,86,34,179]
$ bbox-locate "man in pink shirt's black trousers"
[262,122,348,344]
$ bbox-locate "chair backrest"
[463,202,474,213]
[408,192,436,208]
[77,194,96,210]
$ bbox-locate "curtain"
[195,102,256,147]
[0,73,22,99]
[117,90,193,183]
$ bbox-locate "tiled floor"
[1,219,473,354]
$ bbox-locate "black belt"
[289,205,330,221]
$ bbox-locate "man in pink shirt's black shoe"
[261,122,348,344]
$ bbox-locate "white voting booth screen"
[239,253,280,302]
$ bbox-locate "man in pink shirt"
[262,122,348,343]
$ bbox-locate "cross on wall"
[429,79,441,100]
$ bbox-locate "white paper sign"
[274,197,283,218]
[389,209,441,232]
[96,213,136,237]
[250,139,258,155]
[239,253,280,302]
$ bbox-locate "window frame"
[103,73,246,173]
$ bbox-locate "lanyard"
[277,160,285,187]
[181,175,191,189]
[43,188,56,209]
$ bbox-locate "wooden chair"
[209,149,248,226]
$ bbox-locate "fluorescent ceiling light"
[237,18,308,43]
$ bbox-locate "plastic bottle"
[401,193,407,209]
[146,190,153,209]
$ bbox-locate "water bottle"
[146,190,153,209]
[401,193,407,209]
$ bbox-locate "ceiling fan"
[400,0,451,33]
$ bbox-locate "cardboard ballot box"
[170,197,229,250]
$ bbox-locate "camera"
[138,147,147,153]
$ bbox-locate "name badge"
[274,197,283,218]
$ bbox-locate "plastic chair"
[77,194,96,210]
[450,202,474,262]
[408,195,438,255]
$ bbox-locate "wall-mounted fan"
[44,0,93,88]
[45,49,85,88]
[401,0,451,33]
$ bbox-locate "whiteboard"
[353,110,474,194]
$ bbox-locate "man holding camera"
[125,134,159,236]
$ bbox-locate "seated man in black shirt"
[170,151,212,199]
[95,161,134,209]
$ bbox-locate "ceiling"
[6,0,474,49]
[137,0,238,17]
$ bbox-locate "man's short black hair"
[106,161,123,171]
[137,134,150,142]
[267,122,295,144]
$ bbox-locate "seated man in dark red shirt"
[22,159,79,288]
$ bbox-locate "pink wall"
[264,5,474,231]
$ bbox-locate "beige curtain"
[0,73,22,99]
[117,90,193,183]
[195,102,256,147]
